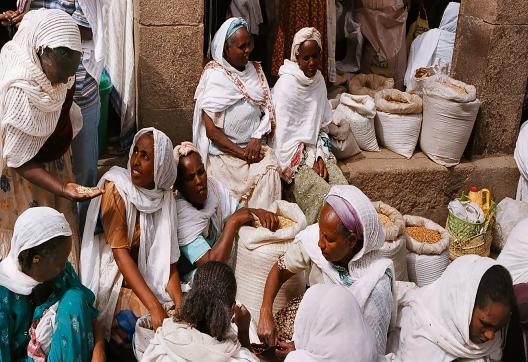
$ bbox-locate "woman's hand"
[275,341,296,360]
[61,183,104,202]
[257,309,278,347]
[312,157,329,181]
[251,208,279,231]
[0,11,23,28]
[233,304,251,334]
[150,303,168,331]
[244,138,264,164]
[91,343,106,362]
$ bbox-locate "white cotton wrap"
[0,9,81,173]
[515,122,528,201]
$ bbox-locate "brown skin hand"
[469,297,511,344]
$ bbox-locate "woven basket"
[446,194,496,242]
[449,231,493,260]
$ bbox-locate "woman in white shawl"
[257,185,395,354]
[393,255,514,362]
[0,9,102,265]
[514,121,528,201]
[273,27,348,224]
[174,142,278,283]
[80,128,182,345]
[193,17,281,210]
[276,284,384,362]
[142,261,258,362]
[498,218,528,284]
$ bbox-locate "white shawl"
[272,60,332,170]
[300,185,394,310]
[142,319,258,362]
[0,9,81,173]
[176,177,239,246]
[285,284,384,362]
[396,255,503,361]
[193,17,273,165]
[0,207,72,295]
[515,121,528,201]
[80,128,179,336]
[498,218,528,284]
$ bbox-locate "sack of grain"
[379,234,408,281]
[373,201,405,241]
[493,197,528,251]
[420,75,480,167]
[348,73,395,98]
[407,67,436,96]
[235,200,307,322]
[334,93,379,152]
[374,89,423,158]
[328,107,362,160]
[404,215,451,286]
[134,302,175,360]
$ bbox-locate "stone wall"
[452,0,528,157]
[134,0,204,143]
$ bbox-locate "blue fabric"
[226,18,248,41]
[115,311,138,343]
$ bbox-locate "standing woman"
[273,27,348,224]
[0,9,102,265]
[193,17,281,210]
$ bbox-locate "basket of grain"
[404,215,451,287]
[235,200,307,323]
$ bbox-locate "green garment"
[0,262,98,362]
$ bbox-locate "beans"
[406,226,441,244]
[378,213,393,226]
[253,215,295,230]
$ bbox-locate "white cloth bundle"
[448,199,484,223]
[498,218,528,284]
[514,122,528,201]
[0,207,72,295]
[0,9,81,173]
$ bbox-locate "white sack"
[493,197,528,251]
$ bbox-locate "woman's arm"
[91,319,106,362]
[166,263,183,312]
[112,248,167,330]
[14,161,102,201]
[202,111,246,160]
[257,263,295,346]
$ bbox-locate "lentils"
[378,213,393,226]
[75,186,98,194]
[406,226,441,244]
[253,215,296,230]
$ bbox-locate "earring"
[32,256,40,264]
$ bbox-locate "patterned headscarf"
[226,17,248,42]
[290,27,322,62]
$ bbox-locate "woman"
[0,206,104,361]
[193,17,281,210]
[514,121,528,201]
[273,27,348,224]
[80,128,182,345]
[142,261,258,362]
[275,284,384,362]
[257,185,394,354]
[0,9,102,265]
[174,142,279,282]
[394,255,514,361]
[498,218,528,284]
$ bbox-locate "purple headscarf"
[325,194,364,241]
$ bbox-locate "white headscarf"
[192,17,273,164]
[285,284,384,362]
[81,128,179,303]
[0,9,81,173]
[272,27,332,173]
[300,185,394,309]
[173,142,239,246]
[397,255,504,361]
[0,207,72,295]
[515,121,528,201]
[498,218,528,284]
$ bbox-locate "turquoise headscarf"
[225,17,248,41]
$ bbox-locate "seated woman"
[193,17,281,210]
[174,142,279,282]
[0,8,102,266]
[257,185,394,354]
[394,255,513,361]
[273,27,348,224]
[80,128,182,345]
[0,207,104,361]
[142,261,258,362]
[275,284,384,362]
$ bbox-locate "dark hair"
[475,265,515,309]
[178,261,237,340]
[41,46,81,62]
[18,236,68,271]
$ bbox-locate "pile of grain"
[253,215,295,230]
[406,226,441,244]
[415,67,432,78]
[378,213,393,226]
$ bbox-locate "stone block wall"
[452,0,528,157]
[134,0,204,144]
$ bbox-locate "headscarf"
[299,185,393,310]
[498,218,528,284]
[515,121,528,201]
[81,128,179,304]
[226,18,248,41]
[397,255,504,361]
[173,141,200,166]
[192,17,273,164]
[0,9,81,173]
[285,284,384,362]
[0,207,72,295]
[290,27,322,62]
